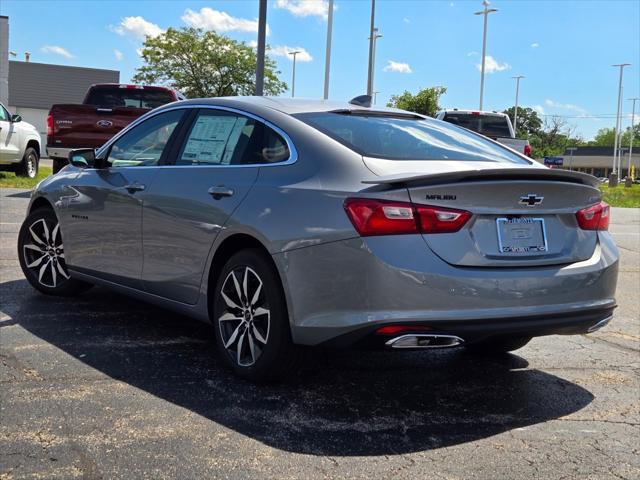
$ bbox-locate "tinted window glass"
[442,113,512,138]
[85,87,175,109]
[296,112,527,164]
[176,110,290,166]
[107,110,184,167]
[0,105,9,122]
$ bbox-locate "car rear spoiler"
[362,168,600,188]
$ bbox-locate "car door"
[0,104,19,162]
[59,109,187,288]
[141,107,292,304]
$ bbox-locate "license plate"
[496,217,547,254]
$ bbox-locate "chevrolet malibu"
[18,97,619,381]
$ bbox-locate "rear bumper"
[46,146,77,159]
[273,232,619,346]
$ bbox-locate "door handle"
[124,183,146,193]
[208,186,234,199]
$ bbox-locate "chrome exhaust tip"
[385,334,464,349]
[587,315,613,333]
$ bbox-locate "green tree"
[386,87,447,117]
[132,27,287,98]
[589,125,640,147]
[528,116,583,158]
[502,106,542,138]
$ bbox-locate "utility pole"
[628,97,639,180]
[611,63,630,179]
[323,0,334,100]
[255,0,267,96]
[373,91,380,105]
[567,147,577,172]
[511,75,525,132]
[475,0,497,110]
[366,0,376,96]
[289,51,301,98]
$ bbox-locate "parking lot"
[1,186,638,479]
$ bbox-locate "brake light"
[344,199,471,236]
[576,201,610,231]
[524,144,532,157]
[46,113,53,137]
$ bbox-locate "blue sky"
[2,0,639,140]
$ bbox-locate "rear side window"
[296,112,527,164]
[442,113,511,138]
[85,87,175,109]
[175,110,290,166]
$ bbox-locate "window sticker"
[182,115,239,164]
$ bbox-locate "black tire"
[212,248,300,382]
[16,147,39,178]
[465,336,532,354]
[52,158,67,174]
[18,208,93,296]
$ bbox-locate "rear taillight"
[344,199,471,236]
[524,144,532,157]
[46,113,53,137]
[576,201,610,231]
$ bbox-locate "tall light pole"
[612,63,630,176]
[511,75,525,132]
[628,97,639,178]
[373,91,380,105]
[475,0,497,111]
[255,0,267,96]
[567,146,577,172]
[368,28,382,99]
[366,0,376,96]
[289,51,301,98]
[323,0,334,100]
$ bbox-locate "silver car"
[18,97,619,381]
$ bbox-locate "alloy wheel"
[22,218,70,288]
[218,266,271,367]
[26,153,37,178]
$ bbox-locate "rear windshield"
[442,113,512,138]
[296,112,527,163]
[85,87,175,109]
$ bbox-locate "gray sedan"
[18,97,619,381]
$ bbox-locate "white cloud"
[403,17,411,24]
[113,49,123,61]
[533,105,545,115]
[275,0,331,19]
[41,45,75,59]
[111,16,164,41]
[383,60,412,73]
[467,51,478,57]
[476,55,510,73]
[531,42,539,48]
[248,41,312,62]
[182,7,269,34]
[545,99,589,116]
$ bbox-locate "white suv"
[0,103,41,178]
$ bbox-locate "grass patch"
[600,183,640,208]
[0,167,52,189]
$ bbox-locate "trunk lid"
[363,163,602,267]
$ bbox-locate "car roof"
[171,96,419,116]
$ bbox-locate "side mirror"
[11,114,22,123]
[69,148,96,168]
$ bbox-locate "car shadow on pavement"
[3,280,595,457]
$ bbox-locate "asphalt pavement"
[1,187,638,479]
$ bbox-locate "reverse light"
[576,201,610,231]
[344,198,471,236]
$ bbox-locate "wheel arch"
[206,233,290,325]
[25,139,41,157]
[29,196,54,214]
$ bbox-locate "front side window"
[176,110,290,166]
[107,109,184,167]
[0,105,9,122]
[296,111,528,164]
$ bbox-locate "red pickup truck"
[47,84,184,172]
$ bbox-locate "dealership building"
[549,146,640,178]
[0,15,119,155]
